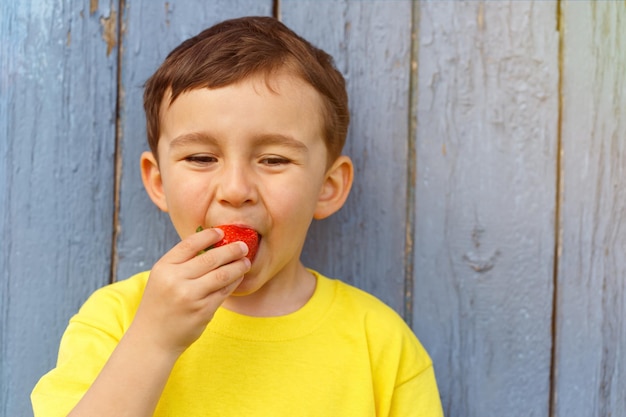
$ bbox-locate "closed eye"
[260,156,292,166]
[185,154,218,165]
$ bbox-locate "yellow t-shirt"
[32,270,443,416]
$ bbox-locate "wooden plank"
[554,2,626,416]
[115,0,274,282]
[0,2,118,416]
[282,0,414,315]
[411,2,559,416]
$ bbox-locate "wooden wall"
[1,1,624,416]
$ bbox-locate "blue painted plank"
[282,0,414,316]
[554,2,626,416]
[0,1,118,416]
[114,0,274,281]
[411,2,559,416]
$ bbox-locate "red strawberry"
[206,225,259,262]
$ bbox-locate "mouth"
[202,224,260,262]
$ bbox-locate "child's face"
[142,72,338,295]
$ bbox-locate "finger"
[163,227,225,264]
[205,276,245,311]
[194,256,251,298]
[188,241,249,275]
[197,275,245,320]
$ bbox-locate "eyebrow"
[169,132,308,153]
[252,133,308,153]
[169,132,217,150]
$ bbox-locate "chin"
[229,275,262,297]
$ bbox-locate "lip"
[219,223,256,231]
[214,223,259,235]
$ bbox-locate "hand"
[130,227,251,357]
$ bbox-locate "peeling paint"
[100,10,117,57]
[90,0,98,15]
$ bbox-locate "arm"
[67,227,250,417]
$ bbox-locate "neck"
[221,263,316,317]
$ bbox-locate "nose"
[215,161,257,207]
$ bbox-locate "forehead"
[158,72,327,149]
[164,71,323,119]
[165,68,322,107]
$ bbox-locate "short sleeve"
[389,363,444,417]
[361,295,444,417]
[31,273,146,417]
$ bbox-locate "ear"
[314,155,354,220]
[140,151,169,212]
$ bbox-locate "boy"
[32,16,443,416]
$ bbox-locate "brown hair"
[143,16,349,164]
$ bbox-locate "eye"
[260,156,292,166]
[184,154,218,165]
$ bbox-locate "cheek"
[162,176,210,233]
[266,182,321,226]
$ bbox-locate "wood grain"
[411,2,559,415]
[554,2,626,416]
[0,2,118,416]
